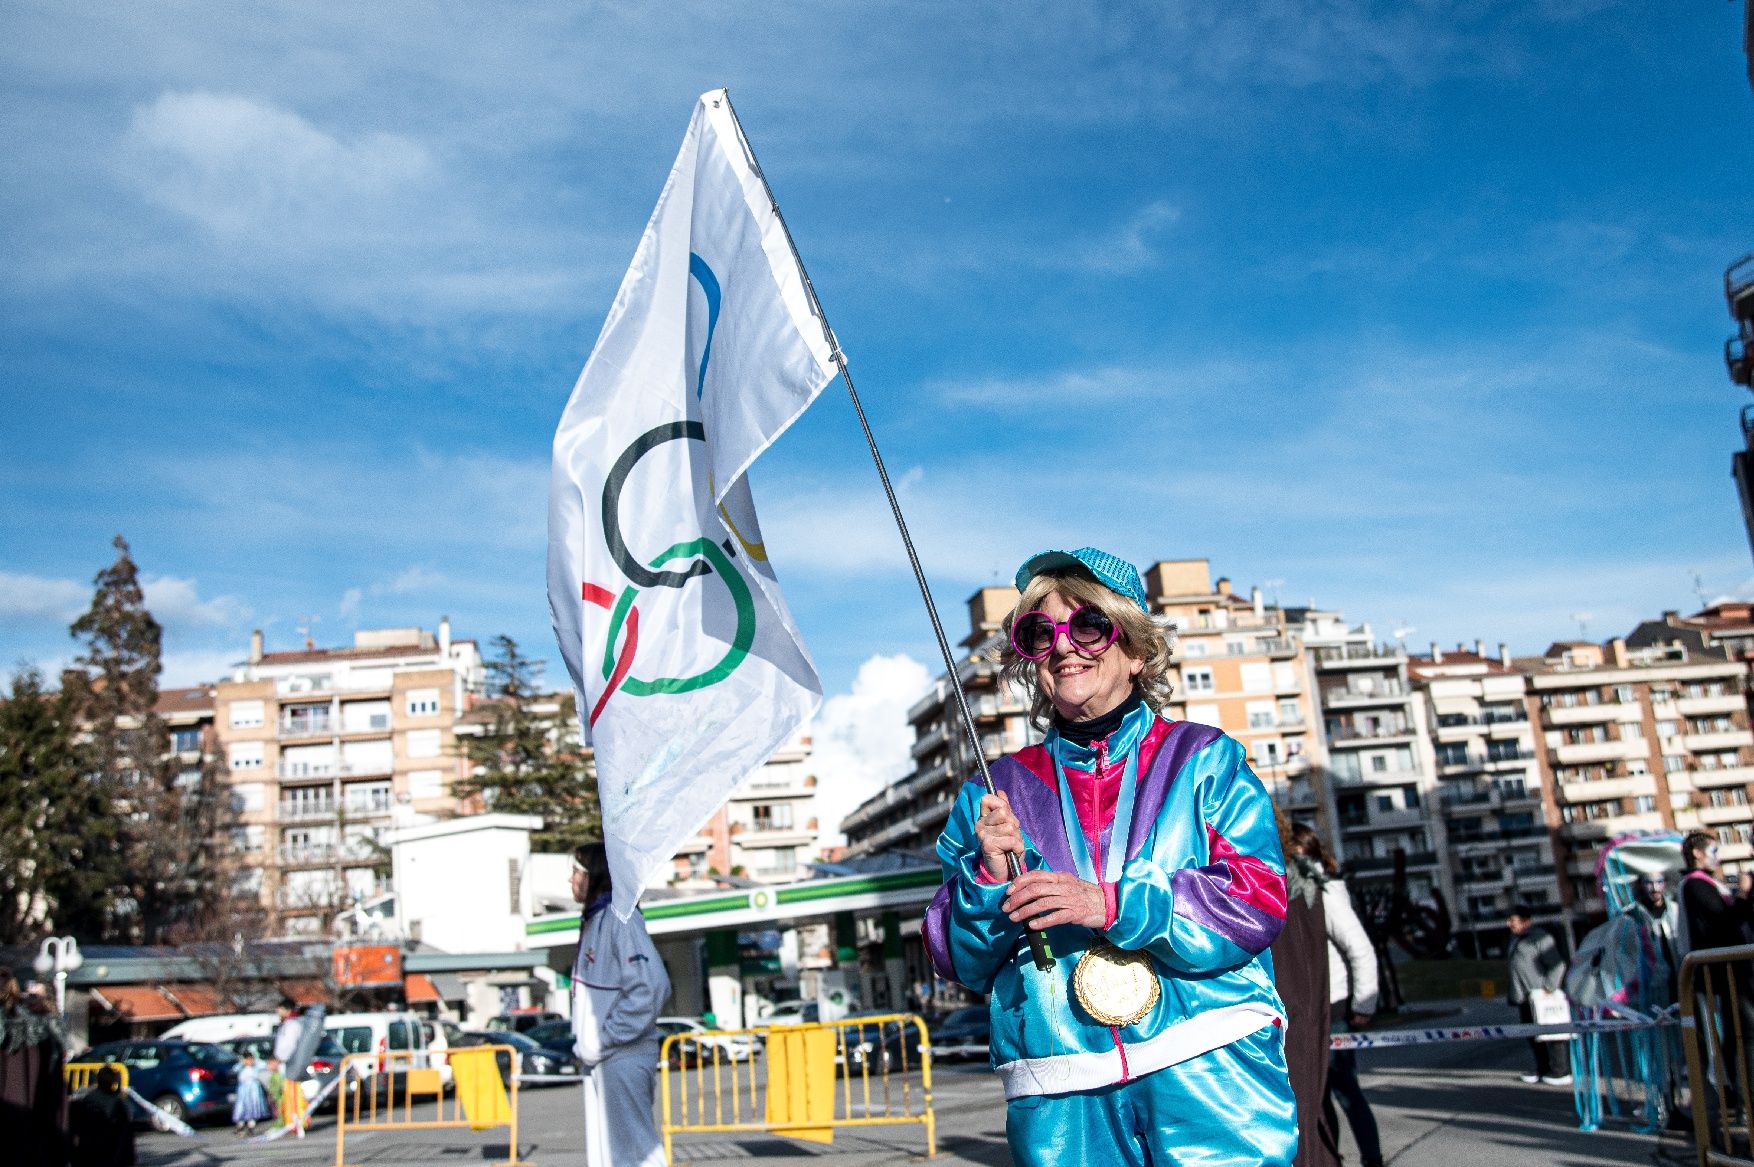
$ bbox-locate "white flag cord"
[719,93,1050,970]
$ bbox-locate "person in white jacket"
[570,842,671,1167]
[1291,823,1383,1167]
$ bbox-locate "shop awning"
[277,978,328,1005]
[91,985,184,1023]
[404,974,442,1004]
[161,983,225,1016]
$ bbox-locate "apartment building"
[214,621,484,935]
[1145,561,1323,828]
[1407,647,1558,953]
[670,730,824,886]
[1285,613,1446,908]
[1520,637,1754,921]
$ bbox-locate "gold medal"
[1071,942,1160,1027]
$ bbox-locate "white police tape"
[1330,1016,1676,1051]
[126,1087,196,1137]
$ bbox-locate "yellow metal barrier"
[1680,943,1754,1166]
[659,1012,936,1164]
[65,1061,129,1093]
[333,1046,528,1167]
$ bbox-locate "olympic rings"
[601,537,754,696]
[586,413,760,723]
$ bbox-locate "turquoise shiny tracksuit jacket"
[923,706,1297,1166]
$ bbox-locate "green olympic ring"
[601,537,755,695]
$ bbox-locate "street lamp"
[33,936,83,1016]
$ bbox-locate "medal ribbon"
[1048,708,1148,885]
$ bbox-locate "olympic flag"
[548,90,838,918]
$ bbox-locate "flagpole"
[720,91,1053,970]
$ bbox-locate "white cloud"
[809,654,934,847]
[160,647,244,688]
[126,91,433,238]
[0,571,87,622]
[142,574,250,627]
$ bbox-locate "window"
[1258,740,1282,765]
[406,689,441,717]
[1374,794,1395,812]
[1246,701,1274,729]
[343,700,392,733]
[229,741,264,770]
[172,727,203,752]
[1183,668,1215,695]
[1658,720,1679,738]
[344,780,393,816]
[231,825,264,853]
[230,783,265,813]
[1665,754,1688,772]
[1437,743,1471,766]
[752,803,794,830]
[1614,685,1636,704]
[1278,698,1300,725]
[406,729,442,758]
[408,769,444,800]
[1239,663,1270,693]
[1620,723,1643,741]
[1186,703,1220,725]
[229,700,264,729]
[1633,795,1657,814]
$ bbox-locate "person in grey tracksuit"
[571,842,670,1167]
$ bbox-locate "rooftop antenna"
[1692,570,1711,609]
[1391,622,1416,648]
[1571,612,1593,641]
[296,613,321,651]
[1262,578,1285,608]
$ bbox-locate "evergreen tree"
[453,636,600,852]
[65,535,234,942]
[0,666,108,944]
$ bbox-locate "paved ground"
[133,1000,1691,1166]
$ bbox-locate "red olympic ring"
[582,583,639,727]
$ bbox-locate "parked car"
[839,1017,926,1075]
[760,1001,818,1027]
[925,1010,990,1062]
[325,1011,444,1086]
[483,1010,564,1034]
[83,1039,239,1126]
[455,1029,580,1086]
[523,1018,575,1059]
[161,1013,278,1044]
[218,1034,347,1104]
[656,1016,756,1066]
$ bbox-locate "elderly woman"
[924,548,1296,1166]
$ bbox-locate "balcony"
[278,716,335,739]
[1552,739,1648,765]
[1322,686,1408,709]
[278,843,337,867]
[1677,694,1745,717]
[1544,703,1638,727]
[1439,784,1495,808]
[341,797,394,819]
[1327,724,1416,747]
[1685,730,1754,752]
[1326,766,1424,789]
[1692,764,1754,789]
[1558,775,1655,806]
[277,759,394,780]
[1698,803,1753,826]
[1349,807,1429,832]
[1314,645,1406,669]
[910,724,949,759]
[1348,851,1438,873]
[278,800,338,823]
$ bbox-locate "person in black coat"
[69,1065,135,1167]
[0,967,68,1167]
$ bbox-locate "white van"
[160,1013,279,1043]
[324,1012,442,1083]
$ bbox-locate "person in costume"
[231,1051,272,1136]
[1271,814,1333,1167]
[571,841,670,1167]
[923,547,1296,1167]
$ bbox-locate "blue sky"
[3,1,1751,739]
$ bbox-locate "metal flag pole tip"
[719,91,1052,971]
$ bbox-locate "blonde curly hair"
[998,569,1176,729]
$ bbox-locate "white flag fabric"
[548,90,837,918]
